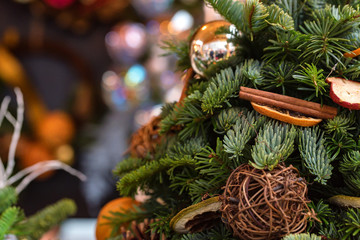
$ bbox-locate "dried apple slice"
[326,77,360,110]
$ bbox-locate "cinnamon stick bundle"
[239,87,337,119]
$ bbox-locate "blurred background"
[0,0,221,238]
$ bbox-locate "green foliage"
[299,127,333,184]
[0,207,22,239]
[201,66,243,114]
[293,63,327,100]
[213,107,245,134]
[282,233,322,240]
[339,208,360,240]
[251,121,297,170]
[259,61,298,92]
[161,39,191,72]
[0,187,17,213]
[266,4,295,31]
[308,200,334,229]
[263,30,304,62]
[18,199,76,239]
[339,151,360,192]
[117,159,172,196]
[181,223,234,240]
[113,157,144,178]
[223,110,265,165]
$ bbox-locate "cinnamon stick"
[240,87,338,116]
[239,91,336,119]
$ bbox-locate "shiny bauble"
[190,20,237,76]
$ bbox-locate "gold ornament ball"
[189,20,237,76]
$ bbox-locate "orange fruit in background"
[36,111,75,149]
[95,197,140,240]
[251,102,322,127]
[18,142,55,180]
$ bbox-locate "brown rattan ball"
[128,116,162,159]
[221,164,313,240]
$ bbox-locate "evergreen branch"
[241,59,264,86]
[181,223,234,240]
[308,200,333,229]
[326,134,357,158]
[0,186,17,213]
[251,121,297,170]
[263,31,304,62]
[213,107,246,134]
[259,61,298,92]
[343,59,360,79]
[19,199,76,239]
[266,4,295,31]
[204,0,245,31]
[0,207,21,239]
[161,39,191,72]
[113,157,144,178]
[339,208,360,240]
[160,102,177,119]
[293,63,328,99]
[201,66,242,114]
[298,127,333,184]
[189,139,233,201]
[324,112,356,138]
[275,0,306,29]
[339,151,360,192]
[167,137,207,159]
[223,110,265,166]
[117,160,171,196]
[282,233,322,240]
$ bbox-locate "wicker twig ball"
[221,164,313,240]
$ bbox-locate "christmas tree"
[99,0,360,239]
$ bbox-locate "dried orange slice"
[251,102,322,127]
[344,47,360,58]
[329,195,360,208]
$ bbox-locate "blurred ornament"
[131,0,173,18]
[105,22,147,64]
[101,65,149,111]
[43,0,75,9]
[190,20,237,76]
[168,10,194,35]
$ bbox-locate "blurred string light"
[105,22,147,65]
[101,65,148,111]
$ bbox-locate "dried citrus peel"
[344,47,360,58]
[170,196,221,233]
[328,195,360,208]
[251,102,322,127]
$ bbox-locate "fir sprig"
[113,157,144,178]
[298,127,333,184]
[263,31,304,62]
[0,207,22,239]
[0,187,17,213]
[201,66,242,114]
[251,121,297,170]
[17,199,76,239]
[293,63,328,100]
[223,110,265,166]
[259,61,298,92]
[339,208,360,240]
[213,107,245,134]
